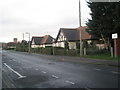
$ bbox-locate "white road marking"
[111,71,119,74]
[52,75,59,79]
[85,87,91,90]
[35,68,39,70]
[94,68,101,71]
[41,71,47,74]
[4,63,26,79]
[65,80,75,85]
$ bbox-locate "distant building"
[2,43,7,49]
[31,35,54,48]
[13,38,17,43]
[7,38,18,49]
[7,42,17,49]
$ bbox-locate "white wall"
[53,42,65,48]
[31,45,40,48]
[68,42,76,49]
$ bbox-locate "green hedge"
[54,48,66,55]
[67,49,79,56]
[30,47,111,57]
[31,47,53,55]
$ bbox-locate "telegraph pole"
[26,32,31,55]
[79,0,83,56]
[23,33,24,52]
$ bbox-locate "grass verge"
[84,53,119,60]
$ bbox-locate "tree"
[86,2,120,49]
[16,40,29,52]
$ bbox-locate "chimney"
[13,38,17,43]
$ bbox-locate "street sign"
[112,33,118,39]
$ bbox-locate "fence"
[31,47,111,57]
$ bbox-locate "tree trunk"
[100,33,108,49]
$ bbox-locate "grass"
[84,53,119,60]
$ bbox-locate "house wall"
[31,44,52,48]
[53,42,65,48]
[68,42,76,49]
[7,46,16,49]
[41,44,52,48]
[45,44,52,47]
[96,44,106,50]
[57,32,66,42]
[87,40,92,44]
[31,45,41,48]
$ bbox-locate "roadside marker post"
[110,47,113,57]
[112,33,118,58]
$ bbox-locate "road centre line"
[41,71,47,74]
[111,71,119,74]
[94,68,101,71]
[65,80,75,85]
[35,68,39,70]
[4,63,26,79]
[52,75,59,79]
[85,87,91,90]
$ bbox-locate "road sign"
[112,33,118,39]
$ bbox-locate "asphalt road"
[2,50,119,89]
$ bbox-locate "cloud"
[0,0,91,42]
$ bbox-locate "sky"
[0,0,91,43]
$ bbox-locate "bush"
[6,48,15,50]
[86,47,110,55]
[54,48,66,55]
[67,49,78,56]
[31,47,53,55]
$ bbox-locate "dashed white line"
[52,75,59,79]
[94,68,101,71]
[41,71,47,74]
[65,80,75,85]
[111,71,119,74]
[4,63,26,79]
[85,87,91,90]
[35,68,39,70]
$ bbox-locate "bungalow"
[31,35,54,48]
[7,38,18,49]
[54,26,97,49]
[7,42,17,49]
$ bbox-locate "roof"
[7,42,16,46]
[31,36,43,45]
[55,26,93,42]
[41,35,54,44]
[31,35,54,45]
[77,26,92,40]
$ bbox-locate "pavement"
[2,50,119,89]
[31,53,119,67]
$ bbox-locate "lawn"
[84,53,119,60]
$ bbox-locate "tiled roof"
[31,36,43,45]
[77,26,92,40]
[56,26,94,42]
[41,35,54,44]
[61,28,79,41]
[31,35,54,45]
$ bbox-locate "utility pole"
[23,33,24,52]
[79,0,83,56]
[26,32,31,55]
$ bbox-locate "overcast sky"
[0,0,91,42]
